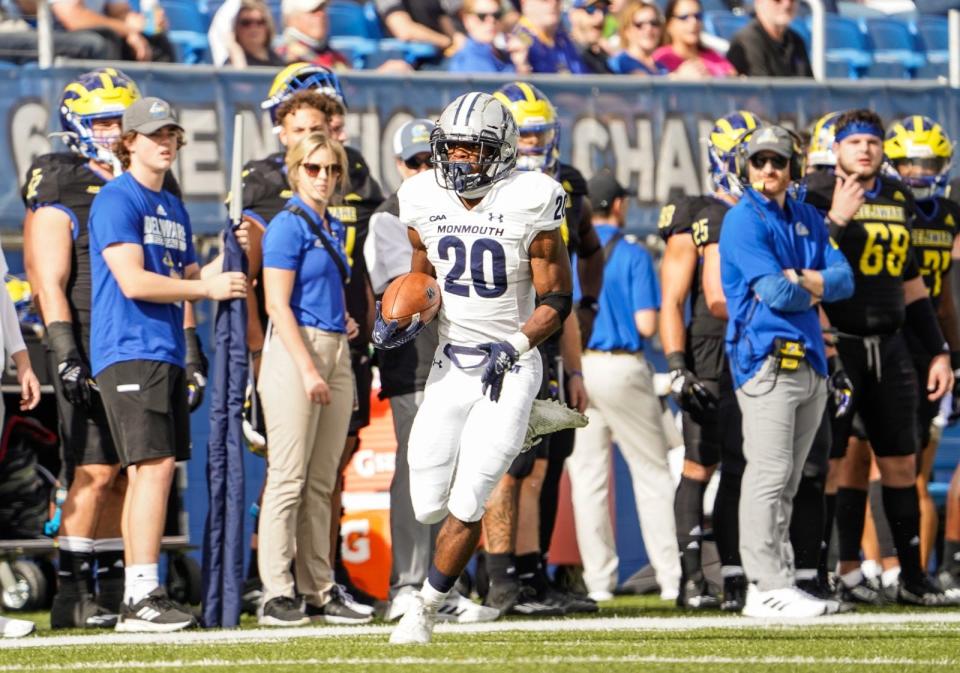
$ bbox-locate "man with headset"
[719,125,854,618]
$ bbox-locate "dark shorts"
[48,350,119,471]
[831,332,919,459]
[906,346,939,449]
[681,336,728,467]
[97,360,190,468]
[718,370,745,477]
[804,408,832,479]
[348,347,372,436]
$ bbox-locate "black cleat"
[720,575,747,612]
[51,592,118,629]
[115,588,196,632]
[795,578,850,614]
[677,577,721,610]
[549,587,598,614]
[836,575,885,606]
[259,596,310,627]
[897,574,960,607]
[483,581,520,615]
[508,585,565,617]
[304,589,373,625]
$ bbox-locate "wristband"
[507,331,531,356]
[579,296,599,313]
[905,299,949,359]
[666,350,686,371]
[46,321,79,362]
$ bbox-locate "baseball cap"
[588,170,635,210]
[745,125,795,159]
[393,119,435,160]
[122,97,183,135]
[572,0,610,8]
[283,0,327,15]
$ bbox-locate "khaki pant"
[257,325,354,606]
[569,351,680,596]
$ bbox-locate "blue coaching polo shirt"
[584,225,660,352]
[719,188,854,389]
[514,17,587,74]
[89,171,198,376]
[262,194,348,333]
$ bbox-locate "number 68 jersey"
[399,169,566,346]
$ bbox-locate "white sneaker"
[587,590,614,602]
[385,590,420,622]
[522,399,589,452]
[742,584,829,618]
[333,585,375,616]
[794,586,841,615]
[0,616,35,638]
[389,592,436,645]
[436,591,500,623]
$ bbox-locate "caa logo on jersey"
[429,214,446,222]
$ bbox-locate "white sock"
[861,559,881,580]
[124,564,159,606]
[881,566,901,587]
[419,580,448,611]
[59,536,94,553]
[795,569,818,582]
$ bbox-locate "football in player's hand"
[381,272,442,328]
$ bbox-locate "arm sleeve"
[262,214,302,271]
[630,246,660,311]
[819,237,855,303]
[753,274,813,312]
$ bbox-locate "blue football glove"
[371,301,426,350]
[477,340,520,402]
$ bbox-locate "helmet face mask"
[884,115,953,200]
[59,67,140,168]
[493,82,559,175]
[708,110,761,196]
[432,93,517,199]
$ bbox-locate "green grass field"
[3,597,960,672]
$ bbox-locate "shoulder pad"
[22,152,90,207]
[556,163,587,196]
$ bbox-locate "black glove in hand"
[666,351,718,413]
[185,327,208,413]
[47,321,92,408]
[477,340,520,402]
[828,355,854,419]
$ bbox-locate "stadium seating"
[326,0,438,68]
[914,14,949,78]
[703,10,751,41]
[863,17,926,78]
[160,0,211,64]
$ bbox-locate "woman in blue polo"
[256,132,369,627]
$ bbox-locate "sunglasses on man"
[749,154,790,170]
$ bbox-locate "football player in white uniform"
[373,92,572,645]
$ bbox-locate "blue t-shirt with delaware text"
[89,171,197,376]
[262,194,348,333]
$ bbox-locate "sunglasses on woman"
[238,17,267,27]
[301,162,343,178]
[749,154,789,170]
[473,10,503,20]
[633,18,662,28]
[583,4,609,15]
[673,11,703,21]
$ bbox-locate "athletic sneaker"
[549,588,599,614]
[721,575,747,612]
[241,577,263,616]
[796,578,852,614]
[677,577,721,610]
[836,573,884,606]
[483,581,520,615]
[897,575,960,607]
[0,616,35,638]
[436,591,500,623]
[587,589,614,602]
[390,592,436,645]
[330,584,375,616]
[509,585,566,617]
[385,590,420,622]
[521,399,588,452]
[258,596,310,627]
[937,569,960,601]
[741,584,829,618]
[51,592,118,629]
[304,588,373,625]
[115,588,196,633]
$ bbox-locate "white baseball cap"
[282,0,327,16]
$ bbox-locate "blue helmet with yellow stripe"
[58,67,140,166]
[493,82,560,175]
[708,110,761,195]
[884,115,953,200]
[262,62,347,127]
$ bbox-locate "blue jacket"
[720,188,854,388]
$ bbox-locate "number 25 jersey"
[399,169,566,346]
[802,170,920,336]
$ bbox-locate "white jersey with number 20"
[399,169,566,346]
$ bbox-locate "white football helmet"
[431,92,518,199]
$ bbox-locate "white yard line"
[0,654,957,670]
[2,612,960,650]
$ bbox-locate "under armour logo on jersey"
[795,222,809,236]
[156,204,167,217]
[488,213,504,223]
[434,359,443,368]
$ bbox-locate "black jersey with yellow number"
[20,152,180,359]
[802,170,920,336]
[556,162,588,257]
[241,146,383,345]
[910,197,960,307]
[657,195,727,340]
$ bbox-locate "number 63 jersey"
[399,169,566,346]
[802,170,920,337]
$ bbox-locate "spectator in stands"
[447,0,531,73]
[608,0,668,75]
[376,0,465,55]
[228,0,283,67]
[0,0,115,61]
[278,0,347,68]
[726,0,812,77]
[49,0,175,62]
[568,0,614,74]
[256,132,372,627]
[653,0,736,79]
[513,0,588,73]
